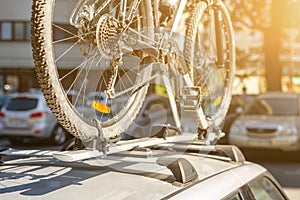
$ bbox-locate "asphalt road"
[1,138,300,199]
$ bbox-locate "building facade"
[0,0,79,94]
[0,0,38,93]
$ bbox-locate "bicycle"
[31,0,235,148]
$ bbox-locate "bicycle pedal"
[181,86,202,111]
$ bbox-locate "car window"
[246,99,272,115]
[246,98,298,116]
[248,176,286,200]
[6,98,38,111]
[264,98,298,115]
[223,191,243,200]
[0,98,8,109]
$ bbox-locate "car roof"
[9,92,45,100]
[0,144,266,200]
[258,91,300,99]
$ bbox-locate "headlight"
[229,124,242,135]
[281,126,297,136]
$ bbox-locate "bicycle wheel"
[31,0,154,141]
[184,1,235,129]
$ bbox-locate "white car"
[0,139,288,200]
[229,91,300,151]
[0,92,72,145]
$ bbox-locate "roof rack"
[155,143,245,163]
[0,132,246,165]
[0,131,245,184]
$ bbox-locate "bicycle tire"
[31,0,154,141]
[184,1,235,129]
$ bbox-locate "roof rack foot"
[157,157,198,184]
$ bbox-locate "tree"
[229,0,298,91]
[264,0,285,91]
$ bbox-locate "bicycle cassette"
[96,14,120,59]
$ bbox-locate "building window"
[26,22,31,41]
[1,22,12,40]
[14,22,25,40]
[0,21,31,41]
[0,21,76,43]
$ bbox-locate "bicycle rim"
[31,0,154,141]
[184,1,235,129]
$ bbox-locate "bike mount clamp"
[92,119,109,158]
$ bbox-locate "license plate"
[8,119,27,127]
[248,140,271,147]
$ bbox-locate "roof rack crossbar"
[156,143,245,163]
[53,133,198,162]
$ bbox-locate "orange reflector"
[92,101,110,114]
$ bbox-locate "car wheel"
[51,125,69,145]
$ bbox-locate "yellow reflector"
[154,85,169,98]
[92,101,110,114]
[213,96,222,107]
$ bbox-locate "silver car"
[0,141,288,199]
[0,92,71,145]
[229,91,300,151]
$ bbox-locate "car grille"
[247,128,277,134]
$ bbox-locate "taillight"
[0,112,5,118]
[30,112,43,118]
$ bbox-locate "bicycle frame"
[70,0,229,133]
[150,0,227,131]
[105,0,228,132]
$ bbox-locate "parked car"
[229,91,300,151]
[0,92,72,145]
[219,94,256,144]
[0,140,288,199]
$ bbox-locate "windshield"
[0,97,9,109]
[246,98,298,116]
[6,98,38,111]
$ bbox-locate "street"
[0,138,299,199]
